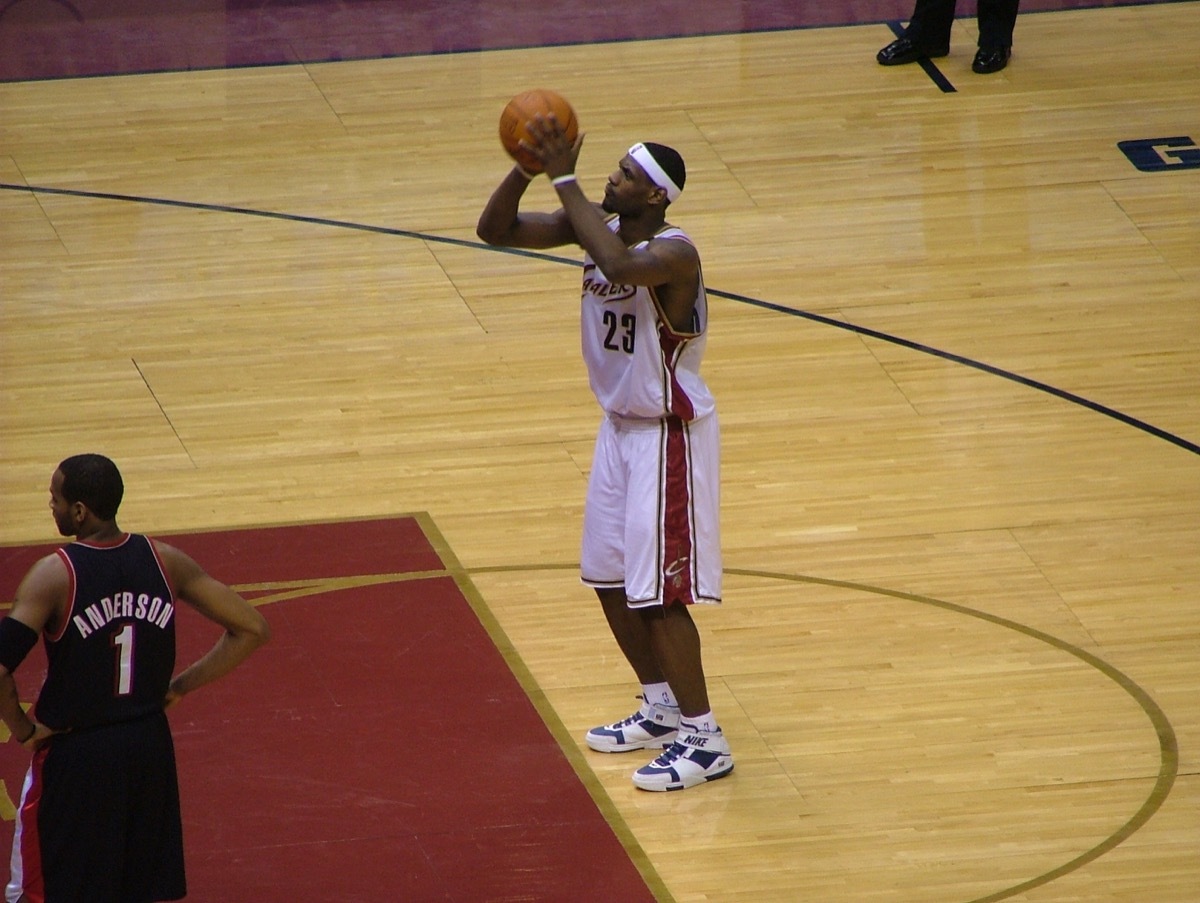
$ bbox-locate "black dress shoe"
[972,47,1011,73]
[876,36,949,66]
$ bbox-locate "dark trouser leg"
[904,0,958,51]
[977,0,1020,49]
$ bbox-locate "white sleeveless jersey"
[580,218,714,422]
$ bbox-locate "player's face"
[48,469,78,537]
[602,155,660,215]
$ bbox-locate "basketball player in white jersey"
[478,118,733,791]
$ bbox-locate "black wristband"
[0,617,38,674]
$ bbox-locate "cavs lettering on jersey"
[36,533,177,732]
[580,217,714,422]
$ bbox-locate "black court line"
[719,566,1178,903]
[716,289,1200,458]
[4,181,1197,459]
[884,20,958,93]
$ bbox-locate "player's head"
[52,453,124,534]
[630,142,685,205]
[605,142,687,214]
[637,142,685,201]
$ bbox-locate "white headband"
[628,143,682,203]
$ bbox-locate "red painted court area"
[0,518,655,902]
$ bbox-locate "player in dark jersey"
[0,454,270,903]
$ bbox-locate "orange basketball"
[498,89,579,174]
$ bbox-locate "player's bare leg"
[632,601,733,791]
[641,603,710,717]
[597,587,663,684]
[585,587,679,752]
[587,588,732,788]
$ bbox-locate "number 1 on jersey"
[111,623,135,696]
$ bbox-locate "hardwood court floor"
[1,3,1198,901]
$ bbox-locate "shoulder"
[647,226,698,258]
[148,539,203,585]
[644,229,700,284]
[655,222,691,241]
[21,551,69,589]
[10,551,70,624]
[148,538,192,567]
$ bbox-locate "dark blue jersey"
[35,534,177,731]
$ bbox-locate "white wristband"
[551,174,577,188]
[515,164,536,180]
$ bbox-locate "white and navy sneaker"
[631,729,733,791]
[586,704,679,753]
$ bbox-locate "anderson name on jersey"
[72,589,174,638]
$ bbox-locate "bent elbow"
[250,614,272,648]
[476,217,506,246]
[477,227,514,247]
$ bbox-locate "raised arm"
[550,183,700,323]
[522,120,701,331]
[476,165,580,249]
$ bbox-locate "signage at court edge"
[1117,136,1200,172]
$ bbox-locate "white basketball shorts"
[580,411,722,607]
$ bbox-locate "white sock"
[641,682,678,711]
[680,710,719,734]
